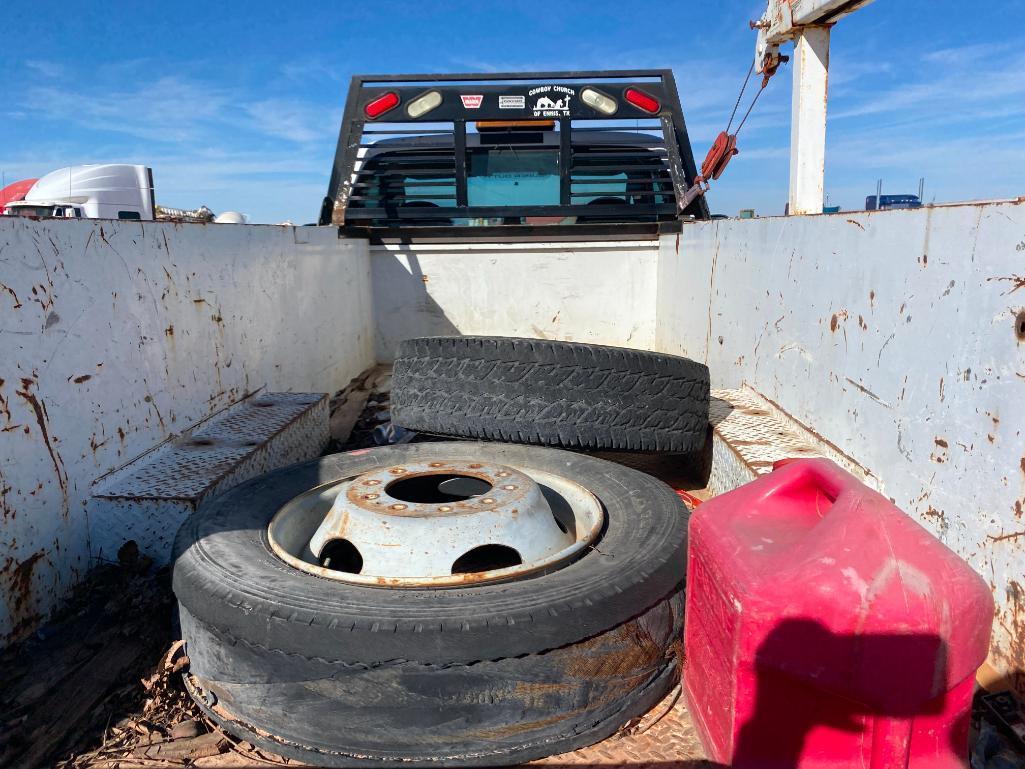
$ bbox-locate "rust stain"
[934,438,948,448]
[994,581,1025,700]
[474,709,582,740]
[71,374,92,384]
[1,550,46,641]
[15,378,69,516]
[987,275,1025,295]
[922,507,945,525]
[0,379,11,424]
[165,325,174,336]
[565,613,665,680]
[845,219,865,230]
[0,281,22,309]
[830,314,838,332]
[988,530,1025,543]
[0,467,12,521]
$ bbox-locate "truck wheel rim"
[267,459,605,587]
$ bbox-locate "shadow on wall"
[374,250,460,360]
[722,619,966,769]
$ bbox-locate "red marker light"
[365,92,399,119]
[624,87,660,114]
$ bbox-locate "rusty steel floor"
[531,688,716,768]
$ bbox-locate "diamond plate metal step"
[709,386,880,497]
[89,393,328,564]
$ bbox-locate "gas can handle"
[770,457,864,506]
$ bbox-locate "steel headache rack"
[320,70,709,236]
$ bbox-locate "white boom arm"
[752,0,875,215]
[755,0,875,75]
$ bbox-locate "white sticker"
[528,85,575,117]
[460,94,483,109]
[499,95,526,109]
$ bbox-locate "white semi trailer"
[2,164,155,220]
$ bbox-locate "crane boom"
[751,0,876,215]
[755,0,875,75]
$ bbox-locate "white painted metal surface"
[788,26,830,215]
[90,393,329,566]
[371,240,659,361]
[0,218,373,643]
[656,202,1025,695]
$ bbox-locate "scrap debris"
[52,638,303,767]
[326,364,394,451]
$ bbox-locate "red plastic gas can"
[684,458,993,769]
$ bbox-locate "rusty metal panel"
[89,393,327,564]
[656,200,1025,699]
[0,217,374,646]
[532,688,709,766]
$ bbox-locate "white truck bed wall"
[372,240,659,361]
[2,201,1023,698]
[657,201,1025,695]
[0,219,374,644]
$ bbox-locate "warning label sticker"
[499,95,526,109]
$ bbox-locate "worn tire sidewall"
[172,442,687,664]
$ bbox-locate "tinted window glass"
[468,147,559,206]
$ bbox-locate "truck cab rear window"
[468,148,559,207]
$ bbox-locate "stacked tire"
[173,338,710,766]
[391,336,710,454]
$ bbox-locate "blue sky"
[2,0,1023,222]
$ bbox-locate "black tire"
[391,336,710,453]
[172,442,687,766]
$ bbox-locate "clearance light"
[476,120,556,131]
[624,87,660,114]
[364,92,399,119]
[580,87,618,115]
[406,90,443,118]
